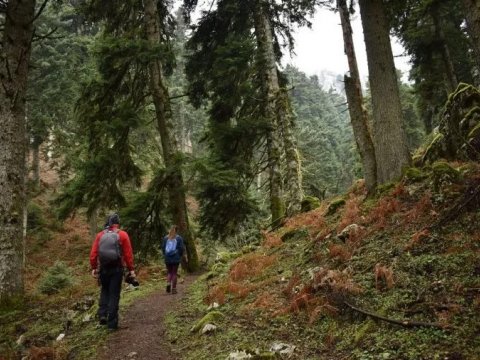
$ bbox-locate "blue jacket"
[161,235,184,264]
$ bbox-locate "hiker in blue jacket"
[161,225,184,294]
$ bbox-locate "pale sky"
[183,2,411,84]
[286,7,411,83]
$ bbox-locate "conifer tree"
[389,0,474,132]
[337,0,377,193]
[0,0,36,300]
[253,1,287,222]
[57,0,199,270]
[144,0,198,270]
[359,0,410,183]
[185,0,311,227]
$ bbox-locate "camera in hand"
[125,273,139,287]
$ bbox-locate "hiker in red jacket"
[90,213,135,330]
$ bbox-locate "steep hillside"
[166,161,480,360]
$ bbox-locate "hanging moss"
[431,161,460,180]
[421,133,445,164]
[467,121,480,140]
[420,84,480,163]
[431,161,461,191]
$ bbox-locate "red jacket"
[90,224,134,271]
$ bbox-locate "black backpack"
[98,229,122,266]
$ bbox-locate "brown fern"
[404,229,430,251]
[374,263,395,290]
[337,195,362,232]
[328,244,352,262]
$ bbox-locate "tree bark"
[144,0,199,271]
[462,0,480,76]
[254,2,302,222]
[359,0,411,184]
[431,7,458,93]
[0,0,36,301]
[31,137,41,189]
[277,90,303,216]
[337,0,377,194]
[253,2,285,225]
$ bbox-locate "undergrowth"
[166,162,480,360]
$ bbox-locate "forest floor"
[0,158,203,360]
[163,161,480,359]
[98,274,199,360]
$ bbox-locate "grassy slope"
[166,162,480,360]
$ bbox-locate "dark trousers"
[98,267,123,329]
[166,263,179,289]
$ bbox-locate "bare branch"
[31,0,49,24]
[33,26,61,42]
[344,301,447,329]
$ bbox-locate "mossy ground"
[0,261,165,359]
[165,162,480,360]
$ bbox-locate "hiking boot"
[172,288,177,294]
[99,317,107,325]
[166,283,171,293]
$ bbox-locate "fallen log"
[344,301,446,329]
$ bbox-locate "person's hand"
[91,269,98,278]
[129,270,136,278]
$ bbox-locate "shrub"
[301,196,321,212]
[328,244,352,262]
[229,253,277,281]
[374,263,395,290]
[337,196,362,232]
[261,231,283,248]
[27,201,44,231]
[37,261,74,295]
[367,197,400,229]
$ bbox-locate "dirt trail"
[98,275,197,360]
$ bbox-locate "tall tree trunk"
[461,0,480,78]
[0,0,36,301]
[144,0,198,271]
[359,0,411,184]
[277,91,303,216]
[254,2,302,222]
[338,0,377,194]
[253,2,285,225]
[431,7,458,92]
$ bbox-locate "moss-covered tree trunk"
[144,0,199,271]
[0,0,36,301]
[338,0,377,194]
[253,1,286,225]
[462,0,480,74]
[277,90,303,216]
[359,0,411,184]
